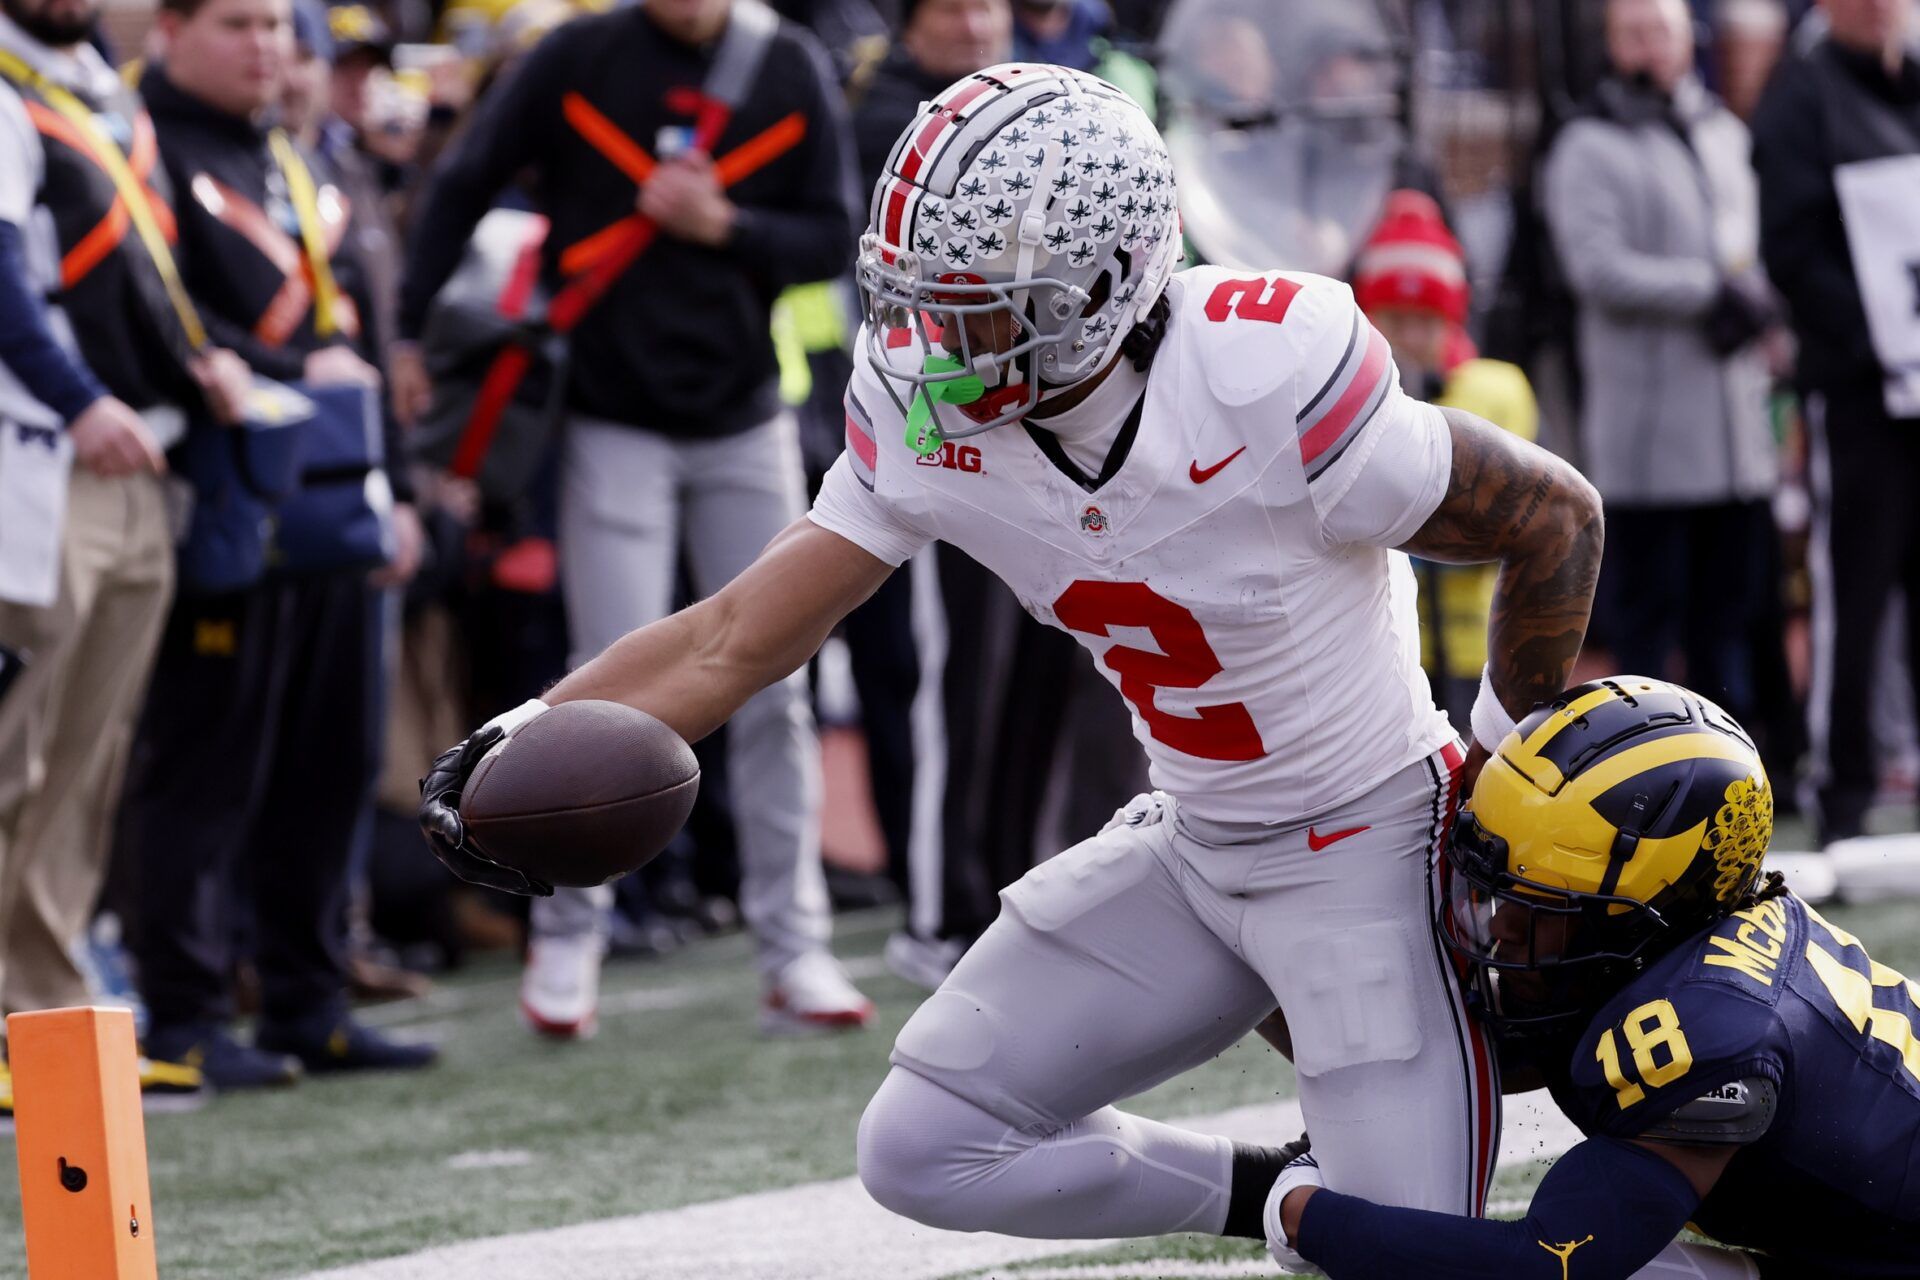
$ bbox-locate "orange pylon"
[8,1007,159,1278]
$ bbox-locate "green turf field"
[3,893,1918,1279]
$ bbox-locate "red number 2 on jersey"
[1053,581,1266,762]
[1204,276,1303,325]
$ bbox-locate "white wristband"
[482,698,548,741]
[1469,667,1518,753]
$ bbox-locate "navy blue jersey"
[1548,894,1920,1274]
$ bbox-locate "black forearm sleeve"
[1297,1138,1701,1280]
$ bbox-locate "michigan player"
[1268,678,1920,1276]
[422,63,1603,1240]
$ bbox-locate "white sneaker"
[520,934,604,1040]
[884,931,964,992]
[761,950,874,1036]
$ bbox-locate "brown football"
[460,700,699,888]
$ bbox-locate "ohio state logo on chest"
[915,442,983,473]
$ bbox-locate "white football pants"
[858,745,1502,1236]
[535,412,831,977]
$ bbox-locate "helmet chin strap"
[1035,336,1126,406]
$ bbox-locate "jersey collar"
[1023,387,1146,494]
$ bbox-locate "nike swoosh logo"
[1306,825,1371,851]
[1189,446,1246,484]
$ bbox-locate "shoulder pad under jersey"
[1169,264,1351,410]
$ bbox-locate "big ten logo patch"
[915,442,984,474]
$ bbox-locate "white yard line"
[445,1149,539,1171]
[296,1093,1582,1280]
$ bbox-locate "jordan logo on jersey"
[1537,1235,1593,1279]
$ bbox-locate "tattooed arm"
[1402,407,1604,762]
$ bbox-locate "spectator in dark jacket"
[395,0,874,1040]
[1753,0,1920,847]
[122,0,431,1088]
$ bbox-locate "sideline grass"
[2,896,1915,1279]
[0,910,1294,1280]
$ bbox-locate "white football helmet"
[856,63,1182,456]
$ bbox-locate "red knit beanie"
[1353,189,1470,327]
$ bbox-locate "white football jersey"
[811,265,1457,825]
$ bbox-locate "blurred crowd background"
[2,0,1915,1099]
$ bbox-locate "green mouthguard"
[905,354,986,457]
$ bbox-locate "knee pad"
[890,820,1215,1135]
[892,988,999,1078]
[888,826,1154,1121]
[856,1067,1015,1230]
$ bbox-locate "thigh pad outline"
[1274,919,1425,1078]
[1002,806,1171,935]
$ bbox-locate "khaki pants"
[0,468,172,1021]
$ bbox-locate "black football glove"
[418,726,553,897]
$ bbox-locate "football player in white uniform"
[421,64,1603,1249]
